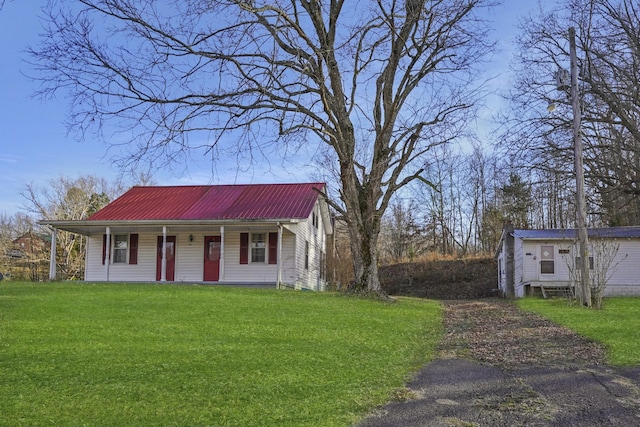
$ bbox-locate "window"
[113,235,128,263]
[103,233,138,265]
[312,211,318,229]
[540,245,554,274]
[304,241,309,269]
[251,233,266,263]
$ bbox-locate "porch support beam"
[277,222,283,288]
[48,227,57,280]
[105,227,111,281]
[161,226,167,281]
[220,226,225,281]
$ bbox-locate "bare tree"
[22,175,116,280]
[29,0,495,293]
[589,238,625,308]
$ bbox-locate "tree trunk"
[340,168,384,294]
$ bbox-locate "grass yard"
[518,297,640,366]
[0,282,441,426]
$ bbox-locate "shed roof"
[513,226,640,240]
[89,183,326,221]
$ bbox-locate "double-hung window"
[113,234,128,263]
[240,232,277,264]
[540,245,554,274]
[102,233,138,265]
[251,233,266,263]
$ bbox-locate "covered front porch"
[43,219,297,286]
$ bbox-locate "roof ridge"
[132,182,325,188]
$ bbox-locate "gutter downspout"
[277,222,283,289]
[48,227,57,281]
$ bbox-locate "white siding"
[278,230,297,285]
[292,201,328,291]
[509,236,640,297]
[175,233,204,282]
[597,238,640,296]
[223,229,281,284]
[85,233,157,282]
[86,230,287,284]
[85,235,106,281]
[520,241,571,283]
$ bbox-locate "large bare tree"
[30,0,494,293]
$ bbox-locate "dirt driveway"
[358,299,640,426]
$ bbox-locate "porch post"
[48,227,57,280]
[277,222,283,288]
[161,226,167,282]
[105,227,111,281]
[220,226,225,281]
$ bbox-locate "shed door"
[203,236,221,282]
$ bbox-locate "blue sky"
[0,1,541,216]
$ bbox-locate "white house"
[41,183,333,290]
[495,226,640,298]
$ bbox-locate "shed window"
[540,245,554,274]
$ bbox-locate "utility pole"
[569,27,591,306]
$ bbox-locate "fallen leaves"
[438,300,608,369]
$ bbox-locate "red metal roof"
[88,183,326,221]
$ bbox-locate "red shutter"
[240,232,249,264]
[102,234,107,265]
[268,232,278,264]
[129,234,139,265]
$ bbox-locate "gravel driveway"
[358,299,640,426]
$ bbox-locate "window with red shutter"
[129,234,139,265]
[240,232,249,264]
[102,234,107,265]
[268,232,278,264]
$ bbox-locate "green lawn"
[0,282,441,426]
[518,297,640,366]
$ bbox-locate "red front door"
[203,235,221,281]
[156,236,176,281]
